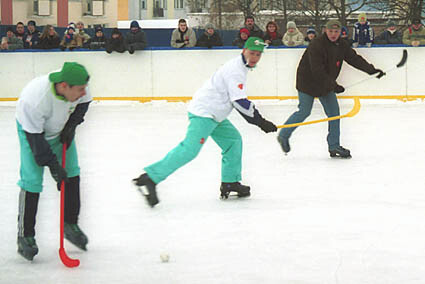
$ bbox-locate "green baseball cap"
[49,62,90,86]
[326,19,342,30]
[244,37,267,52]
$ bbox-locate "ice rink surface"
[0,99,424,284]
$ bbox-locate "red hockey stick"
[59,143,80,268]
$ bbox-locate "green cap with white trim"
[49,62,90,86]
[244,37,267,52]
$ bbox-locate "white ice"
[1,99,425,284]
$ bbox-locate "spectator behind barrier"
[106,28,126,53]
[75,21,91,48]
[23,20,41,49]
[60,26,82,51]
[89,26,107,50]
[375,20,402,45]
[1,27,24,51]
[196,23,223,48]
[38,25,61,49]
[282,21,304,47]
[232,28,250,48]
[125,20,147,54]
[171,19,197,48]
[242,15,264,38]
[340,26,352,45]
[402,17,425,47]
[352,13,374,47]
[263,21,282,46]
[15,22,25,40]
[304,26,317,46]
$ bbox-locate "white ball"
[160,253,170,263]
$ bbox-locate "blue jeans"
[278,91,340,150]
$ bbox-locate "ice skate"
[277,136,290,154]
[220,182,251,199]
[133,173,159,207]
[329,146,351,159]
[64,223,88,251]
[17,236,38,261]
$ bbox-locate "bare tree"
[298,0,333,34]
[328,0,370,26]
[368,0,425,25]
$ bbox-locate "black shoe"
[128,46,135,54]
[277,136,290,154]
[64,223,88,251]
[133,173,159,207]
[17,236,38,261]
[220,182,251,199]
[329,146,351,159]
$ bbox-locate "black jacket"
[296,33,376,97]
[196,31,223,48]
[38,35,61,49]
[374,30,402,45]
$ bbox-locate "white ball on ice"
[160,253,170,263]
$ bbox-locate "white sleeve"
[17,100,46,134]
[225,74,247,102]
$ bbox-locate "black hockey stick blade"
[396,49,408,68]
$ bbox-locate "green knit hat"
[244,37,267,52]
[49,62,90,86]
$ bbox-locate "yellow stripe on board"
[1,96,425,102]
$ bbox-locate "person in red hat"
[232,28,250,48]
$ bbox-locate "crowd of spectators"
[1,15,424,52]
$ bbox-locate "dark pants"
[278,91,341,150]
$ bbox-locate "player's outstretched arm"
[233,98,277,133]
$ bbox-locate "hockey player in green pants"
[15,62,90,261]
[133,37,277,207]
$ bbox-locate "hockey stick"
[277,97,360,129]
[345,49,408,89]
[59,143,80,268]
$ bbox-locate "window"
[141,0,147,10]
[34,0,50,16]
[83,0,104,16]
[174,0,184,9]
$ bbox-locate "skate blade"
[18,248,37,261]
[220,192,250,200]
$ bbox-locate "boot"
[220,182,251,199]
[329,146,351,159]
[277,136,290,154]
[133,173,159,207]
[64,223,88,251]
[17,236,38,261]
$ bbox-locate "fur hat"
[287,21,297,29]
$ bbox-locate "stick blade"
[396,49,408,68]
[59,248,80,268]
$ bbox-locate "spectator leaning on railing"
[125,20,147,54]
[232,28,250,48]
[1,27,24,51]
[282,21,304,47]
[304,27,317,46]
[402,17,425,47]
[75,21,91,48]
[196,23,223,48]
[23,20,41,49]
[15,22,25,41]
[375,20,402,45]
[170,19,197,48]
[88,26,107,50]
[60,26,81,51]
[38,25,61,50]
[263,21,283,46]
[352,13,374,47]
[242,15,264,39]
[106,28,126,54]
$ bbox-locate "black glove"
[48,161,69,186]
[259,119,277,133]
[60,124,76,149]
[334,84,345,94]
[370,68,385,79]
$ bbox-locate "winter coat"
[125,29,147,50]
[38,35,61,49]
[106,36,126,53]
[60,33,82,49]
[402,25,425,45]
[296,33,377,97]
[89,35,107,50]
[75,30,91,48]
[232,36,247,48]
[282,29,304,47]
[170,28,197,48]
[353,21,374,45]
[196,31,223,48]
[374,29,402,44]
[263,32,283,46]
[2,34,24,50]
[23,30,41,49]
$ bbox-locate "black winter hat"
[130,20,140,28]
[95,26,103,33]
[112,28,121,35]
[27,20,36,26]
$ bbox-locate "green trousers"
[17,122,80,193]
[145,113,243,184]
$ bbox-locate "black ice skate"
[17,236,38,261]
[220,182,251,199]
[329,146,352,159]
[64,223,88,251]
[133,173,159,207]
[277,136,290,154]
